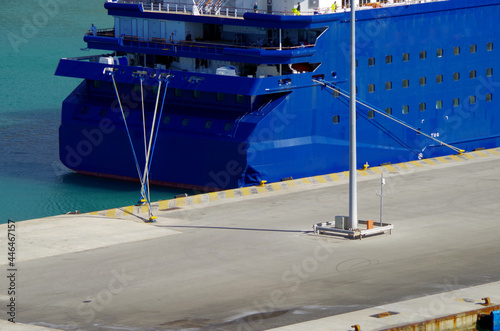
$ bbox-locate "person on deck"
[332,1,337,12]
[253,2,258,13]
[90,24,97,36]
[297,2,301,12]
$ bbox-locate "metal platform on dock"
[314,219,394,240]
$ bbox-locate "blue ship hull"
[56,0,500,191]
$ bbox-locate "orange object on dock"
[367,220,374,229]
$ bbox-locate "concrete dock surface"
[1,150,500,330]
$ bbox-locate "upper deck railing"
[109,0,446,18]
[87,28,315,53]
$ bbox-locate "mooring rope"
[149,75,171,175]
[106,68,145,189]
[140,79,165,221]
[105,68,173,222]
[139,75,149,201]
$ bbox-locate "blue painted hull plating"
[56,0,500,190]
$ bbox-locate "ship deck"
[2,148,500,330]
[110,0,448,18]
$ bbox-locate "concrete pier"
[1,149,500,330]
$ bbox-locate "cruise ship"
[55,0,500,191]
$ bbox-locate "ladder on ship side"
[195,0,211,13]
[212,0,229,15]
[312,78,465,156]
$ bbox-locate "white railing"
[109,0,447,17]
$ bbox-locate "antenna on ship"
[349,0,358,231]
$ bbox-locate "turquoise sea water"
[0,0,187,222]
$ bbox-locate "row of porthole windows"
[91,81,244,103]
[332,111,376,124]
[366,68,493,93]
[332,93,493,123]
[174,88,245,103]
[128,84,246,103]
[82,107,234,131]
[161,116,233,131]
[134,113,234,131]
[386,94,493,115]
[366,42,493,66]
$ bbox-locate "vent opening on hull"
[289,62,321,74]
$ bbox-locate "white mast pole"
[349,0,358,230]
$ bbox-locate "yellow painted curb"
[208,192,219,201]
[315,175,328,183]
[397,162,410,170]
[382,164,398,172]
[409,160,424,168]
[447,155,463,162]
[271,182,282,191]
[472,150,488,157]
[434,156,450,164]
[83,147,500,220]
[421,159,437,166]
